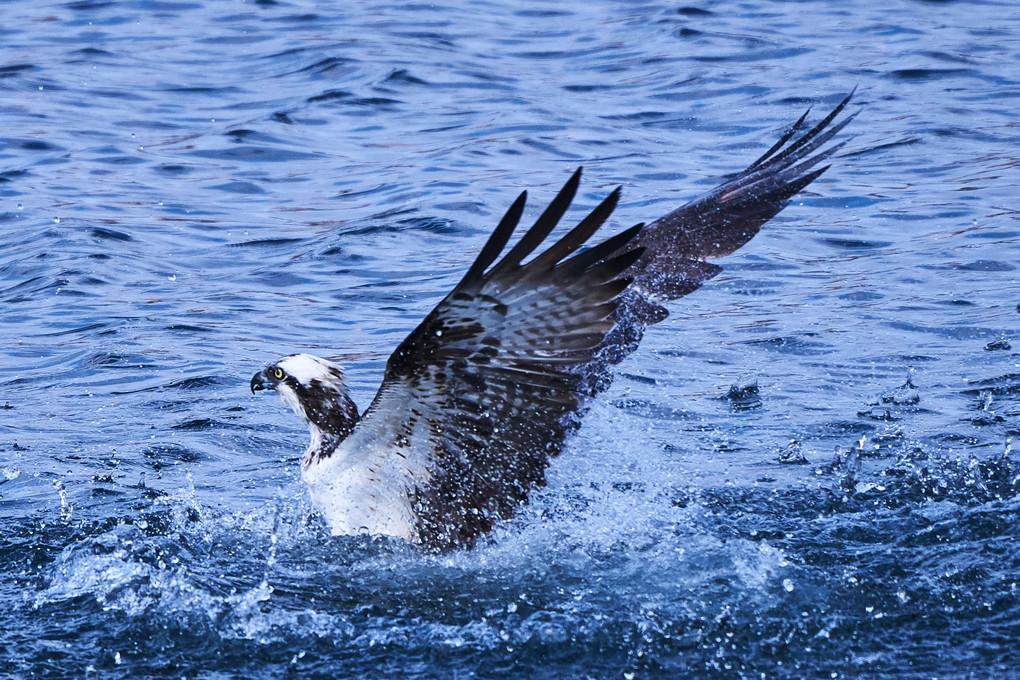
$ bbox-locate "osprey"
[251,94,856,550]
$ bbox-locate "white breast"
[299,387,434,541]
[301,448,418,540]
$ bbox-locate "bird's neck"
[299,390,360,468]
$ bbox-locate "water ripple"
[2,0,1019,677]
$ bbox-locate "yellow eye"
[273,367,284,380]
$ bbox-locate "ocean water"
[1,0,1018,678]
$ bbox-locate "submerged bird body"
[251,95,856,550]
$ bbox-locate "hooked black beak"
[250,369,274,394]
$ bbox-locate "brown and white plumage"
[250,93,856,551]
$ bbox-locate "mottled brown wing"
[359,168,643,550]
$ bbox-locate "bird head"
[251,353,360,462]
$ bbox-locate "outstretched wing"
[348,168,643,550]
[593,92,858,369]
[629,90,857,302]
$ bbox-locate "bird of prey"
[251,93,856,551]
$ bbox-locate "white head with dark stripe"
[250,354,360,466]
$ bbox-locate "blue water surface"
[1,0,1019,678]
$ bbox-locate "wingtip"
[829,87,857,120]
[807,163,832,183]
[566,166,583,190]
[605,185,623,209]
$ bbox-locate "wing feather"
[460,191,527,283]
[526,187,621,272]
[629,92,856,284]
[593,92,858,366]
[486,167,582,278]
